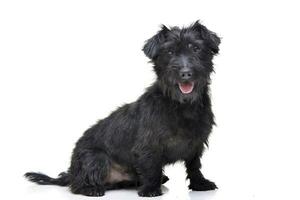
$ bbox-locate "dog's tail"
[24,171,70,186]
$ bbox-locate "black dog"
[25,21,220,197]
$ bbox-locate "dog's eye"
[193,46,200,52]
[167,50,174,55]
[188,43,200,53]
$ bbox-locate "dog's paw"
[138,187,162,197]
[189,179,218,191]
[161,174,169,184]
[75,186,105,197]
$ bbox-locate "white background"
[0,0,300,199]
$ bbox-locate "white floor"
[21,163,224,200]
[18,160,299,200]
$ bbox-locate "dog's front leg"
[136,152,162,197]
[185,155,217,191]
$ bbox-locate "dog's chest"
[162,129,201,163]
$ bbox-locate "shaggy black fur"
[25,21,221,197]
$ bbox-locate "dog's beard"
[157,77,207,104]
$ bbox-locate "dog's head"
[143,21,220,103]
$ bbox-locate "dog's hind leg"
[104,173,169,190]
[69,148,109,196]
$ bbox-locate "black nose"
[179,69,193,80]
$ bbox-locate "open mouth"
[178,81,194,94]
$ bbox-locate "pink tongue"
[179,82,194,94]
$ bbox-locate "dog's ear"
[143,25,169,59]
[192,21,221,54]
